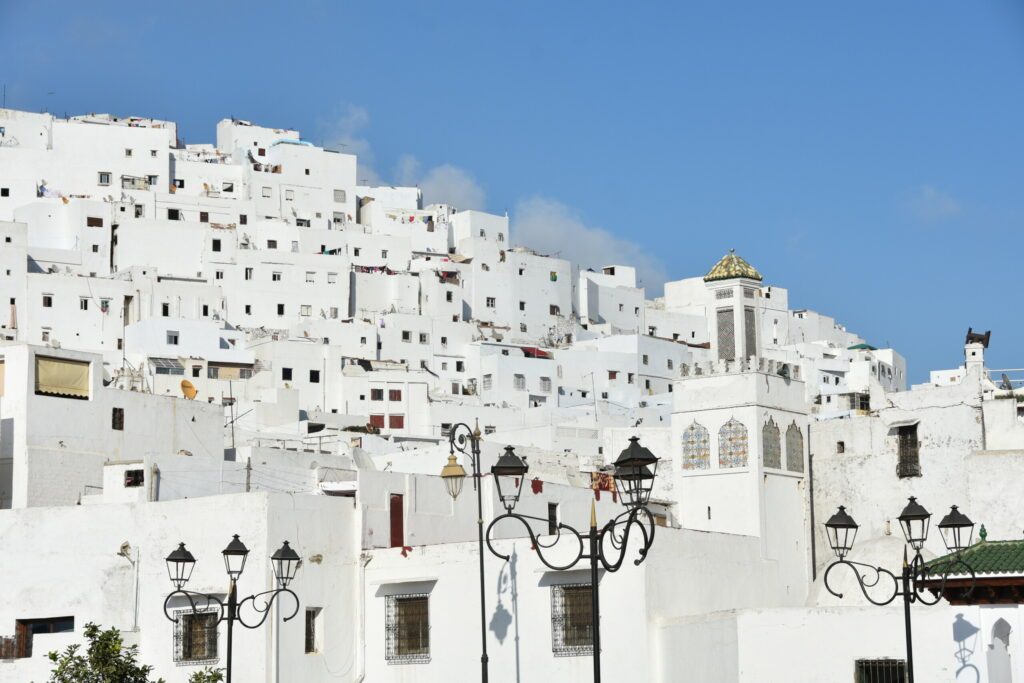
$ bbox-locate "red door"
[389,494,404,548]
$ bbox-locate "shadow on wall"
[490,546,521,683]
[953,613,981,682]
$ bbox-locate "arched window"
[786,422,804,473]
[681,422,710,470]
[762,417,781,469]
[718,418,748,468]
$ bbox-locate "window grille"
[854,658,907,682]
[540,377,552,394]
[717,308,735,361]
[551,583,593,656]
[385,594,430,664]
[718,418,749,468]
[762,417,781,469]
[514,374,526,391]
[896,425,920,478]
[304,608,319,654]
[785,422,805,472]
[744,306,757,357]
[173,609,219,664]
[681,422,710,470]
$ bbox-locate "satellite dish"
[180,379,197,400]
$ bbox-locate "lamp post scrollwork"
[163,535,301,683]
[823,498,977,683]
[484,436,660,683]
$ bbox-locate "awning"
[887,418,920,429]
[35,356,90,398]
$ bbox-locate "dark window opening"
[112,407,124,430]
[124,469,144,487]
[855,659,907,683]
[304,608,319,654]
[14,617,74,658]
[389,494,404,547]
[309,370,320,383]
[897,425,920,478]
[548,503,559,535]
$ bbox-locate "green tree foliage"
[189,667,225,683]
[45,623,164,683]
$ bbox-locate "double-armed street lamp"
[823,498,977,683]
[164,535,301,683]
[437,422,492,682]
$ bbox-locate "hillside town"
[0,107,1022,682]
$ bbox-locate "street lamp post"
[823,498,977,683]
[483,437,660,683]
[164,535,301,683]
[438,422,490,683]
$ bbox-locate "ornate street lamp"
[485,437,660,683]
[823,498,976,683]
[163,536,301,683]
[437,422,491,682]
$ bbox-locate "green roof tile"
[926,539,1024,575]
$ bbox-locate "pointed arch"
[762,417,781,469]
[681,421,710,470]
[786,422,805,473]
[718,418,748,468]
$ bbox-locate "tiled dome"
[703,249,762,283]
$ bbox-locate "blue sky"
[2,1,1022,381]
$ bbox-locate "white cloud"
[395,154,486,210]
[512,197,669,295]
[316,104,381,185]
[909,185,961,221]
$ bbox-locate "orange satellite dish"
[180,379,197,400]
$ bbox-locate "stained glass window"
[762,417,781,469]
[786,422,805,473]
[681,422,710,470]
[719,418,748,468]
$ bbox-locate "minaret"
[703,249,764,362]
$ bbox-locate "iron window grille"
[551,583,594,657]
[854,658,907,682]
[173,608,219,665]
[896,425,921,478]
[385,594,430,664]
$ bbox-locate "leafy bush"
[46,623,164,683]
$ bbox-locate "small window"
[540,377,552,393]
[124,469,144,487]
[642,354,649,365]
[446,291,453,303]
[305,608,321,654]
[401,331,412,343]
[212,239,221,252]
[112,407,124,430]
[353,247,361,256]
[91,244,99,253]
[837,441,845,454]
[327,272,338,284]
[306,272,315,283]
[262,186,272,198]
[334,189,346,203]
[161,303,170,317]
[608,370,618,380]
[272,272,282,281]
[174,610,218,663]
[371,389,384,401]
[98,172,111,186]
[385,594,429,663]
[0,188,8,197]
[418,333,428,344]
[389,414,405,429]
[389,389,402,401]
[456,361,464,372]
[285,189,294,201]
[309,370,320,383]
[370,414,385,428]
[551,584,593,656]
[548,503,559,535]
[200,211,209,223]
[483,374,493,391]
[240,214,247,225]
[519,301,526,311]
[168,208,180,221]
[258,147,266,157]
[300,305,311,316]
[150,149,158,158]
[79,298,89,311]
[166,331,179,345]
[42,294,52,308]
[514,374,526,391]
[268,240,278,249]
[486,297,496,308]
[282,368,293,381]
[124,148,133,157]
[854,659,907,682]
[192,366,201,378]
[277,304,285,316]
[244,304,251,315]
[87,216,104,228]
[222,182,234,193]
[244,267,253,281]
[173,179,185,189]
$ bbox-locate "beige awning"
[35,356,90,398]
